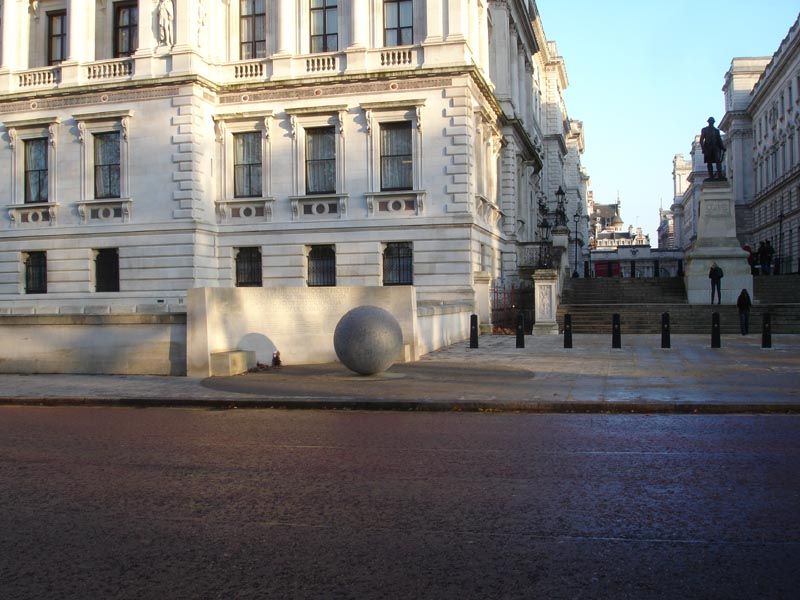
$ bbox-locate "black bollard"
[762,313,772,349]
[661,312,671,349]
[564,314,573,349]
[612,313,621,348]
[516,312,525,348]
[469,314,479,349]
[711,312,721,348]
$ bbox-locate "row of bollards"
[468,311,774,350]
[562,312,773,349]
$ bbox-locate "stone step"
[557,304,800,334]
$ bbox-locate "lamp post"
[572,208,581,278]
[778,212,784,275]
[555,186,566,227]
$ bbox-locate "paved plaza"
[1,334,798,411]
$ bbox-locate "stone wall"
[0,314,186,375]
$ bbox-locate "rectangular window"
[384,0,413,47]
[306,127,336,194]
[383,242,413,285]
[24,252,47,294]
[307,245,336,286]
[233,132,263,197]
[24,139,48,204]
[94,132,121,199]
[235,247,262,287]
[114,2,139,57]
[380,122,412,191]
[310,0,338,53]
[47,11,67,65]
[240,0,267,59]
[95,248,120,292]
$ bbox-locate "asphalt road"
[1,408,799,600]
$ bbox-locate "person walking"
[737,289,752,335]
[709,262,723,304]
[757,241,768,275]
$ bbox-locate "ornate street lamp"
[572,206,581,278]
[555,186,567,228]
[778,212,784,274]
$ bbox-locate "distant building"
[586,198,680,278]
[657,207,675,250]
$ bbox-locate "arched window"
[307,245,336,286]
[383,242,412,285]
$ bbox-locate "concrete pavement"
[1,334,799,412]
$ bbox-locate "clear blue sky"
[537,1,800,238]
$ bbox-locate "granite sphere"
[334,306,403,375]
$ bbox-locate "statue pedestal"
[532,269,559,335]
[685,180,752,304]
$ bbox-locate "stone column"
[136,0,155,52]
[1,0,19,70]
[174,0,197,49]
[349,0,369,47]
[67,0,94,62]
[276,0,296,54]
[446,0,467,40]
[532,269,559,335]
[424,0,443,43]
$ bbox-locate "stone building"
[719,14,800,273]
[0,0,587,371]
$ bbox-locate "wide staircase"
[557,276,800,334]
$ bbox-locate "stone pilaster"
[532,269,559,335]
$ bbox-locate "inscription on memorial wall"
[704,200,731,218]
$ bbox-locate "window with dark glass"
[240,0,267,59]
[384,0,412,47]
[380,122,412,191]
[95,249,120,292]
[114,2,139,57]
[24,139,48,204]
[24,252,47,294]
[48,11,67,65]
[94,132,121,199]
[235,247,262,287]
[383,242,413,285]
[310,0,338,53]
[306,127,336,194]
[233,132,262,198]
[307,245,336,286]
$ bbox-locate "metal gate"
[491,284,535,333]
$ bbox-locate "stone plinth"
[685,180,752,304]
[532,269,559,335]
[473,271,492,334]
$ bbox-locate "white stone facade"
[0,0,586,320]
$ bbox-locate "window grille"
[310,0,338,53]
[240,0,267,59]
[235,247,262,287]
[380,122,412,191]
[233,132,263,197]
[306,127,336,194]
[25,252,47,294]
[383,242,413,285]
[114,2,138,57]
[24,139,48,204]
[94,132,121,199]
[307,245,336,286]
[95,249,120,292]
[48,11,67,65]
[384,0,413,47]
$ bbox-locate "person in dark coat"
[737,289,752,335]
[757,241,768,275]
[709,262,723,304]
